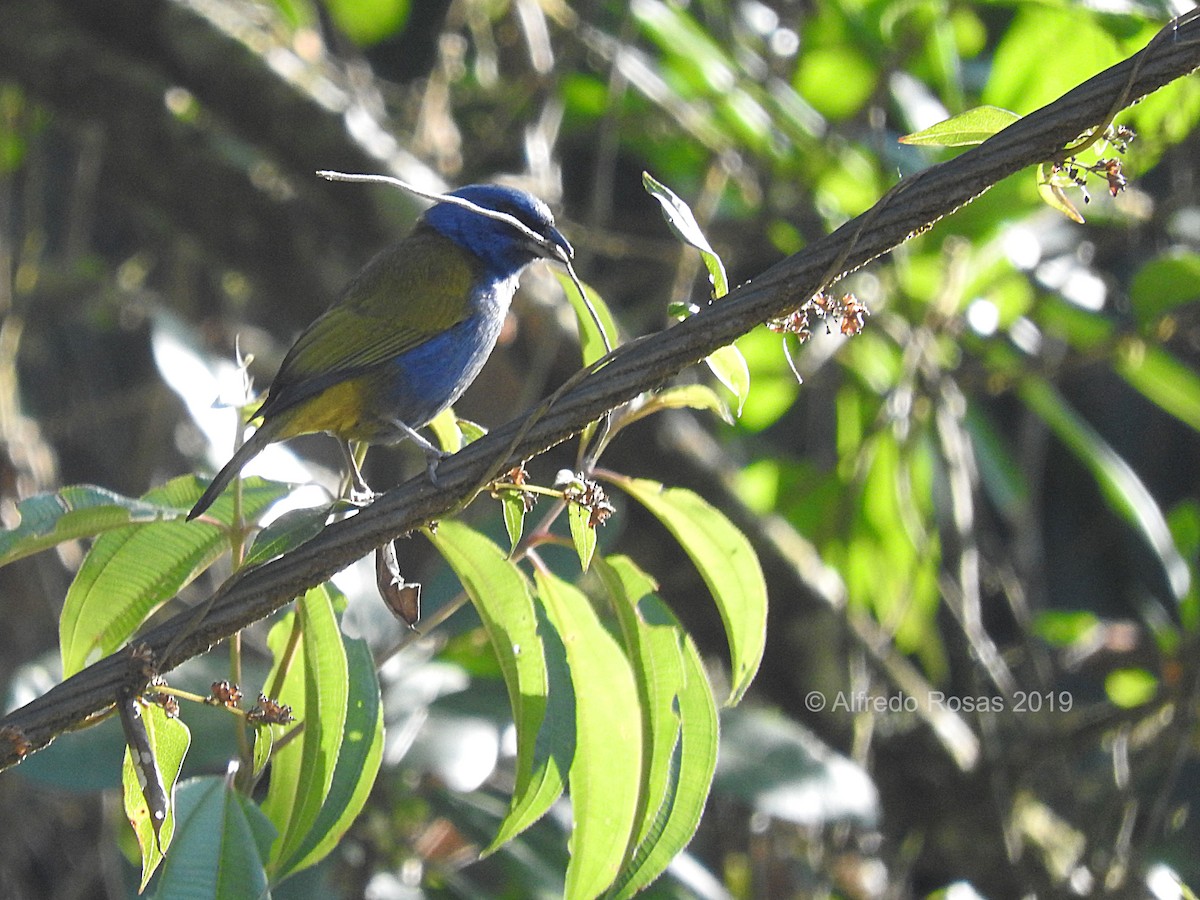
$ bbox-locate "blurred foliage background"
[2,0,1200,897]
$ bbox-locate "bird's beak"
[545,226,574,264]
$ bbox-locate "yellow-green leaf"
[899,105,1020,146]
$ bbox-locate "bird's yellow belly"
[274,378,376,442]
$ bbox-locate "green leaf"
[568,500,598,573]
[705,342,750,418]
[1036,163,1085,223]
[642,172,727,298]
[0,484,179,569]
[265,583,350,879]
[899,105,1020,146]
[282,631,383,875]
[595,556,718,899]
[1020,377,1190,601]
[1105,668,1158,708]
[534,569,643,900]
[324,0,409,46]
[1129,251,1200,327]
[624,384,733,428]
[121,702,191,891]
[1115,341,1200,434]
[501,492,526,555]
[59,476,288,676]
[154,776,276,899]
[427,521,564,851]
[555,270,619,367]
[609,476,767,705]
[244,504,330,567]
[427,406,463,453]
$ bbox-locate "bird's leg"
[341,441,377,505]
[390,419,450,483]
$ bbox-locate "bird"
[187,184,573,521]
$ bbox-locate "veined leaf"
[59,476,288,676]
[899,105,1020,146]
[244,504,330,567]
[609,476,767,705]
[568,500,598,573]
[555,270,619,367]
[501,492,526,555]
[154,776,276,899]
[267,583,350,879]
[427,521,563,851]
[121,700,190,891]
[617,384,733,432]
[534,569,643,900]
[1036,163,1085,223]
[0,484,179,569]
[282,630,383,875]
[1020,377,1190,601]
[706,342,750,418]
[642,172,727,298]
[595,556,718,899]
[1115,340,1200,434]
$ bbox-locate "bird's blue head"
[421,184,573,279]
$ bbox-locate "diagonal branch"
[2,11,1199,773]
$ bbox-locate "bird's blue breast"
[369,276,514,433]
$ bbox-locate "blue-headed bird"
[187,184,573,520]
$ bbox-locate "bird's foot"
[422,446,451,485]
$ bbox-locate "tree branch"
[3,11,1198,772]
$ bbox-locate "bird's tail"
[187,422,279,521]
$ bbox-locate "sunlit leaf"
[1129,251,1200,327]
[1116,341,1200,434]
[428,521,564,851]
[59,476,288,676]
[595,556,718,899]
[705,343,750,418]
[534,569,643,900]
[282,631,383,875]
[1105,668,1158,708]
[568,500,598,573]
[501,492,526,555]
[607,476,766,705]
[617,384,733,432]
[121,701,190,891]
[267,583,350,879]
[642,171,727,298]
[1036,163,1085,223]
[324,0,410,46]
[555,270,619,367]
[0,484,178,569]
[899,105,1020,146]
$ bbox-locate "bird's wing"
[261,230,485,413]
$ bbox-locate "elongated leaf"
[154,776,275,899]
[642,172,727,298]
[427,521,564,851]
[260,612,307,858]
[1130,251,1200,327]
[1116,342,1200,434]
[59,476,288,676]
[534,569,643,900]
[1036,162,1085,223]
[1020,377,1190,600]
[268,583,350,879]
[609,476,767,705]
[282,631,383,874]
[244,504,330,567]
[121,701,191,891]
[0,485,179,569]
[555,270,619,367]
[706,343,750,418]
[899,105,1020,146]
[618,385,733,431]
[595,556,718,899]
[501,492,526,555]
[568,501,598,573]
